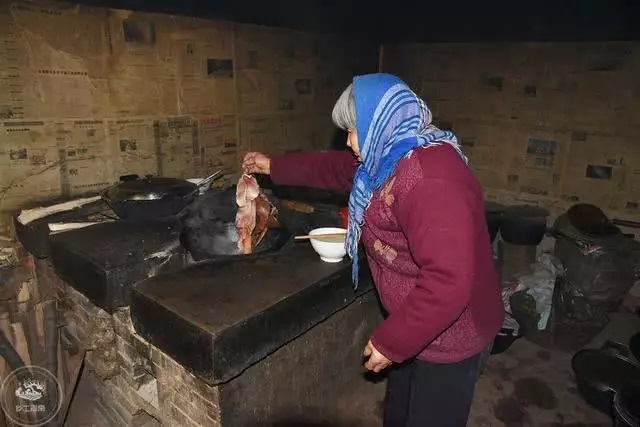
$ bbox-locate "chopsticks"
[294,233,347,241]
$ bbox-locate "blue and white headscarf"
[344,73,468,288]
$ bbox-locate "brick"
[95,398,121,425]
[116,335,138,362]
[171,396,203,424]
[132,413,161,427]
[149,347,163,367]
[130,333,151,359]
[105,379,143,421]
[90,349,119,379]
[118,364,148,389]
[112,308,134,339]
[112,375,162,420]
[155,388,170,411]
[169,402,202,427]
[191,380,219,405]
[149,361,162,377]
[136,376,160,409]
[200,398,221,422]
[42,253,225,427]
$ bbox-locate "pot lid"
[103,175,198,201]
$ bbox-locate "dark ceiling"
[79,0,640,42]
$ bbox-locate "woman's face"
[346,129,361,161]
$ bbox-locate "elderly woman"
[242,73,503,426]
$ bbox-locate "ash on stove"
[145,239,189,278]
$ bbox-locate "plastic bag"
[507,253,561,331]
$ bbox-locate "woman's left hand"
[363,340,392,372]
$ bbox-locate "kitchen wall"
[3,2,639,236]
[0,1,378,233]
[381,42,640,222]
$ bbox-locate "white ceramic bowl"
[308,227,347,263]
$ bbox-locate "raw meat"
[253,193,279,248]
[235,174,278,254]
[236,174,260,254]
[180,181,279,260]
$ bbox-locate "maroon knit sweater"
[271,144,504,364]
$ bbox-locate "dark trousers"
[383,347,490,427]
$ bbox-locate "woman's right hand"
[242,152,271,175]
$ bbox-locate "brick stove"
[16,198,380,426]
[35,259,222,426]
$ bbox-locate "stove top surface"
[50,219,182,268]
[14,200,115,258]
[135,247,343,331]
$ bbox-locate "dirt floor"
[337,311,640,427]
[472,311,639,427]
[66,311,640,426]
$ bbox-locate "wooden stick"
[294,233,346,241]
[48,221,108,234]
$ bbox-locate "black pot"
[614,384,640,427]
[500,205,549,246]
[572,341,640,416]
[102,174,199,221]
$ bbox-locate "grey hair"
[331,84,356,131]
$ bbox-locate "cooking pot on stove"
[101,174,200,221]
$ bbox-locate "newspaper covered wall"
[0,1,380,234]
